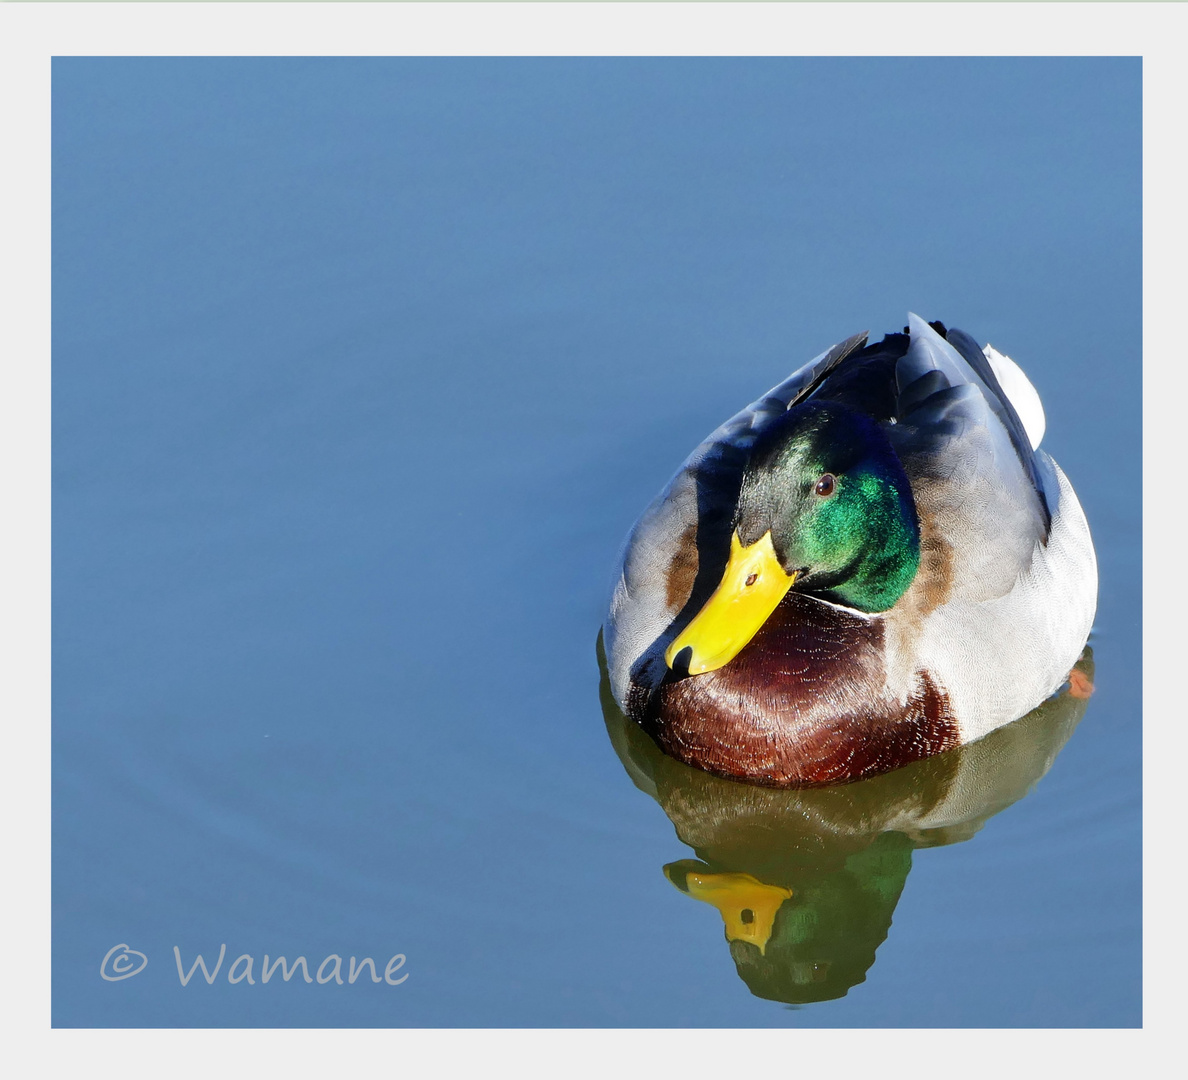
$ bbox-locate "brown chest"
[639,592,958,787]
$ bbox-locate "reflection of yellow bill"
[665,531,797,675]
[682,870,793,955]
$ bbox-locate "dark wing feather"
[777,330,871,409]
[889,316,1052,582]
[944,326,1051,531]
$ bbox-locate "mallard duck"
[604,314,1097,787]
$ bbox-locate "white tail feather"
[983,343,1046,450]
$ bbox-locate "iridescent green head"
[735,400,920,614]
[664,399,920,676]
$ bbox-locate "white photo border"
[1,2,1171,1073]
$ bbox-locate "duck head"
[665,401,920,676]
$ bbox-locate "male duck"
[604,314,1097,788]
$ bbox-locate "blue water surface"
[52,57,1140,1027]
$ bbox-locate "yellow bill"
[678,869,793,955]
[664,530,797,675]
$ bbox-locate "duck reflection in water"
[599,638,1094,1005]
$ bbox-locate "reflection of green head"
[721,832,913,1005]
[598,633,1094,1007]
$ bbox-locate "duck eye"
[814,473,836,497]
[745,573,759,587]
